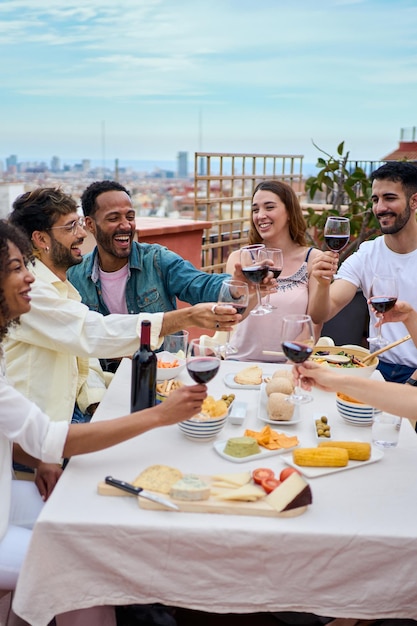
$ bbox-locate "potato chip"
[244,425,299,450]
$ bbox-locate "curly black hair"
[0,220,34,341]
[80,180,131,217]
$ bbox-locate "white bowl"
[156,351,186,381]
[312,345,378,379]
[178,414,227,440]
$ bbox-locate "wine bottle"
[130,320,157,412]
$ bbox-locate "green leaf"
[337,141,345,155]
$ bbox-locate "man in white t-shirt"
[308,161,417,384]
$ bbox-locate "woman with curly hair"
[0,221,206,616]
[225,180,322,361]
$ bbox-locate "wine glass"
[263,248,283,310]
[281,314,315,404]
[186,338,222,384]
[323,216,350,253]
[217,279,249,356]
[368,275,399,350]
[240,244,271,316]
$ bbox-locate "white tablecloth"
[13,359,417,625]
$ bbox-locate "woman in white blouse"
[0,220,207,593]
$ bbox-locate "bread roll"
[265,377,294,396]
[267,392,295,421]
[272,369,294,382]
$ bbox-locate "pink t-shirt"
[98,265,129,314]
[228,259,310,362]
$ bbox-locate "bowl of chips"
[178,396,228,440]
[156,351,186,381]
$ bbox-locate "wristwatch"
[405,377,417,387]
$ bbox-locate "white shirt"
[0,359,68,541]
[336,236,417,367]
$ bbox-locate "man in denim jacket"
[69,181,228,310]
[68,180,258,370]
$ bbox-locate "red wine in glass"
[271,267,282,279]
[233,305,247,315]
[368,275,398,348]
[187,358,220,383]
[369,297,397,314]
[282,341,313,363]
[186,338,221,384]
[241,265,269,283]
[324,235,349,252]
[281,314,314,405]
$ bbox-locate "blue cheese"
[169,475,211,501]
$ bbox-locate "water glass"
[372,412,401,448]
[163,330,189,359]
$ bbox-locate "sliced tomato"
[261,478,281,494]
[252,468,275,485]
[279,467,302,482]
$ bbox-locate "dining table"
[13,358,417,625]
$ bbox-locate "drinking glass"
[163,330,189,359]
[186,338,221,384]
[240,244,271,316]
[372,412,401,448]
[368,275,398,349]
[323,216,350,252]
[217,279,249,356]
[281,314,315,404]
[263,248,283,310]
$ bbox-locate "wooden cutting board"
[97,480,307,518]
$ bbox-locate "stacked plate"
[178,413,227,440]
[336,393,380,427]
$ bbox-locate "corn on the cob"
[318,441,371,461]
[293,447,348,467]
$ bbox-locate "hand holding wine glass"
[217,279,249,356]
[186,338,221,384]
[240,244,271,316]
[281,314,315,404]
[368,275,399,349]
[263,248,283,310]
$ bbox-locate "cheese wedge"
[214,483,266,502]
[266,472,312,512]
[212,471,251,487]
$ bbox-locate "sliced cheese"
[169,475,210,501]
[214,483,266,502]
[211,471,251,487]
[266,472,312,512]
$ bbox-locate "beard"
[94,223,134,259]
[377,203,411,235]
[50,237,83,270]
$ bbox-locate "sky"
[1,0,417,170]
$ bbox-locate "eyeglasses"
[49,217,86,236]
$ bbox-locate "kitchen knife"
[104,476,179,511]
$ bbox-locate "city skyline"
[1,0,416,166]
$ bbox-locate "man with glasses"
[5,187,240,432]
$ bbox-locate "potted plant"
[303,141,380,346]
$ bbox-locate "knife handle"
[105,476,143,496]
